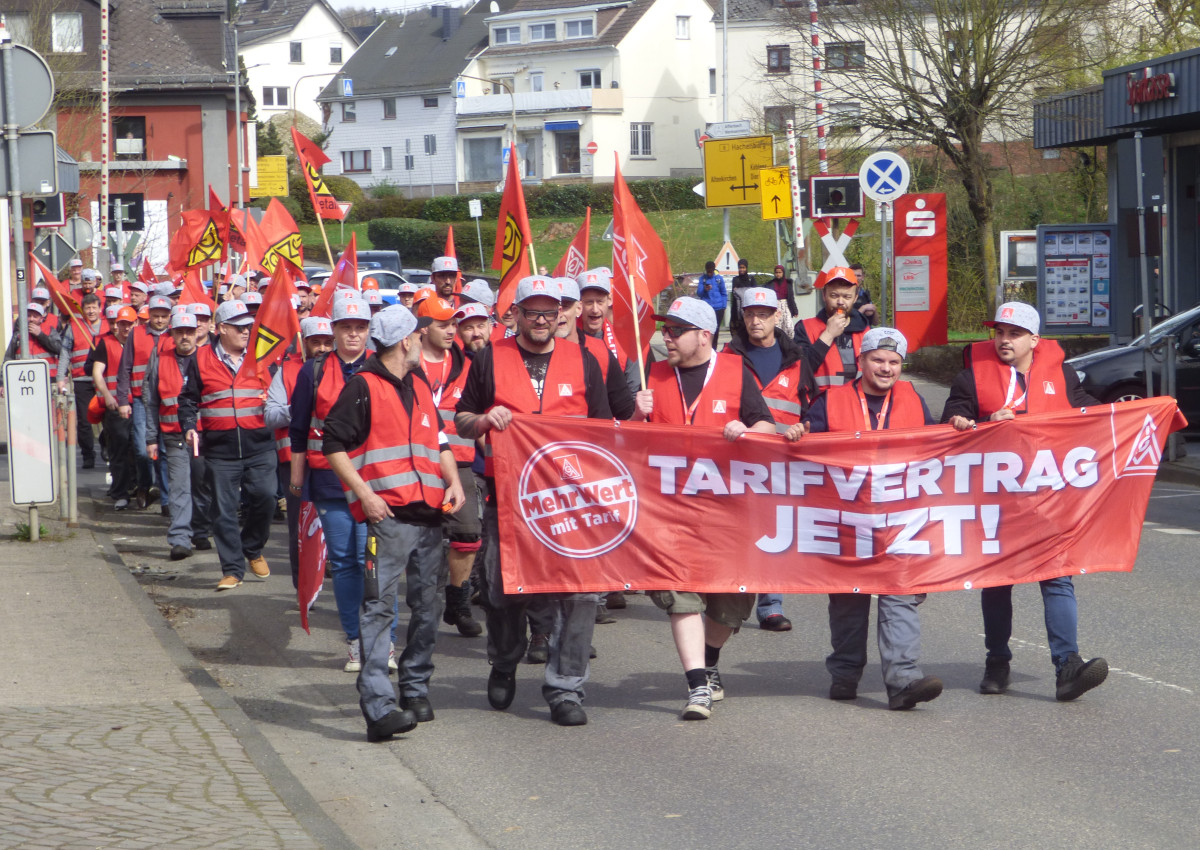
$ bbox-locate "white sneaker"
[344,640,362,673]
[388,642,398,671]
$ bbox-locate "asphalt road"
[92,469,1200,850]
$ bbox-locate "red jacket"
[969,340,1070,418]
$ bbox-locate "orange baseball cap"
[821,266,858,288]
[413,285,437,305]
[117,306,138,323]
[417,296,455,321]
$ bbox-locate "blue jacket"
[695,273,727,310]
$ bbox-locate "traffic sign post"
[586,140,598,156]
[859,151,911,322]
[469,198,485,270]
[5,359,56,541]
[702,135,774,209]
[759,166,793,221]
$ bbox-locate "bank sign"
[1128,68,1176,111]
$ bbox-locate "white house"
[456,0,721,187]
[237,0,360,126]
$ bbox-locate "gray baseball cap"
[369,305,431,347]
[740,287,779,311]
[226,273,248,289]
[453,302,491,324]
[300,316,333,338]
[556,277,581,302]
[576,268,612,293]
[169,311,198,330]
[654,296,717,335]
[460,278,495,307]
[187,302,212,317]
[213,299,254,326]
[147,295,173,312]
[332,296,370,323]
[514,275,561,304]
[155,282,176,297]
[240,291,263,306]
[985,301,1040,335]
[860,327,908,359]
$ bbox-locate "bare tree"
[774,0,1106,313]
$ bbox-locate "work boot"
[443,581,483,637]
[979,659,1010,695]
[1056,653,1108,701]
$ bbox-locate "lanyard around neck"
[675,354,718,424]
[1003,366,1027,411]
[855,382,892,431]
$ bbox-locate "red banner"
[553,206,590,278]
[892,193,948,353]
[492,397,1184,595]
[297,501,327,633]
[492,144,532,317]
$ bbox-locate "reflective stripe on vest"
[437,355,474,465]
[156,352,186,434]
[802,317,861,388]
[100,334,124,393]
[129,327,164,397]
[969,339,1070,418]
[69,320,106,379]
[196,346,266,430]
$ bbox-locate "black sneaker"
[399,695,435,723]
[888,676,944,711]
[1056,653,1108,701]
[169,545,193,561]
[192,537,213,551]
[829,680,858,700]
[980,659,1010,695]
[760,614,793,632]
[550,701,588,726]
[526,633,549,664]
[487,667,516,710]
[82,458,95,469]
[366,708,418,742]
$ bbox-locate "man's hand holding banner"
[491,398,1185,596]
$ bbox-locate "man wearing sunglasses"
[632,296,776,721]
[455,275,611,727]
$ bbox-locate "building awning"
[544,120,581,132]
[56,146,80,194]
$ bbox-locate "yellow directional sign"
[702,135,774,209]
[759,166,793,220]
[249,155,289,198]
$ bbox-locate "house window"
[630,123,653,157]
[826,41,865,70]
[342,102,356,122]
[51,12,83,53]
[341,150,371,173]
[530,73,544,92]
[465,137,503,181]
[113,116,146,160]
[490,78,514,95]
[579,69,602,89]
[290,41,303,63]
[676,16,690,39]
[423,97,438,108]
[529,22,556,42]
[6,13,31,46]
[555,130,580,175]
[424,134,437,156]
[383,97,396,119]
[709,68,717,95]
[827,102,862,133]
[330,43,343,63]
[565,19,593,38]
[764,105,796,133]
[262,87,288,107]
[767,46,790,73]
[383,147,393,170]
[494,25,520,44]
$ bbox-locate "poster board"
[1036,224,1115,335]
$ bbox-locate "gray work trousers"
[826,593,926,697]
[162,436,209,547]
[478,492,596,708]
[206,451,275,579]
[357,515,443,723]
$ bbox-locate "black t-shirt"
[84,336,112,379]
[675,361,775,428]
[456,341,611,419]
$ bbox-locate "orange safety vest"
[275,355,303,462]
[196,345,265,430]
[29,335,58,380]
[969,340,1071,418]
[98,334,124,393]
[801,316,862,388]
[581,334,612,381]
[825,380,926,432]
[156,353,186,434]
[128,326,166,398]
[434,355,474,466]
[68,318,108,379]
[306,353,360,470]
[484,337,589,474]
[489,323,516,344]
[756,361,809,432]
[646,352,743,426]
[345,370,445,521]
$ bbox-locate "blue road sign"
[342,78,354,97]
[858,151,910,202]
[456,80,466,98]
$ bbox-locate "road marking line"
[1153,528,1200,535]
[996,637,1194,695]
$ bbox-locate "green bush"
[416,177,701,222]
[422,194,501,222]
[353,195,428,222]
[324,175,365,208]
[287,179,315,224]
[368,218,452,266]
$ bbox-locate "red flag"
[179,268,217,313]
[310,233,358,319]
[296,501,327,633]
[444,226,462,295]
[553,207,590,278]
[227,207,249,255]
[247,261,301,387]
[258,198,304,275]
[169,209,226,270]
[208,185,232,261]
[138,255,156,285]
[492,144,532,317]
[611,159,671,365]
[29,252,92,347]
[290,127,345,221]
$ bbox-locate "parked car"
[402,268,432,285]
[306,269,410,304]
[1067,302,1200,428]
[355,250,403,275]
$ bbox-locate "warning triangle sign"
[713,241,740,274]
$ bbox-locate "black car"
[1067,303,1200,427]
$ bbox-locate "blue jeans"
[981,577,1078,671]
[205,451,276,579]
[130,398,153,491]
[315,498,368,642]
[756,593,783,622]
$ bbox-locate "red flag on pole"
[168,209,227,270]
[138,255,157,286]
[246,261,301,387]
[227,207,249,255]
[258,198,304,275]
[178,268,217,313]
[291,127,345,221]
[208,185,231,261]
[297,501,327,633]
[29,253,92,347]
[553,207,590,278]
[310,232,358,319]
[444,226,462,295]
[611,159,672,365]
[492,144,532,317]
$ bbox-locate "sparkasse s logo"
[518,441,638,558]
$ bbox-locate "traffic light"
[108,193,145,231]
[31,194,65,227]
[809,175,864,219]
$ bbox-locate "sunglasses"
[520,308,559,322]
[661,324,699,339]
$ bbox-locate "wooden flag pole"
[314,212,336,269]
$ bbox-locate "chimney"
[442,6,460,40]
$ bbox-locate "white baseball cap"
[985,302,1040,335]
[459,278,495,307]
[453,302,491,324]
[860,327,908,359]
[431,256,459,274]
[740,287,779,311]
[654,296,717,335]
[556,277,581,302]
